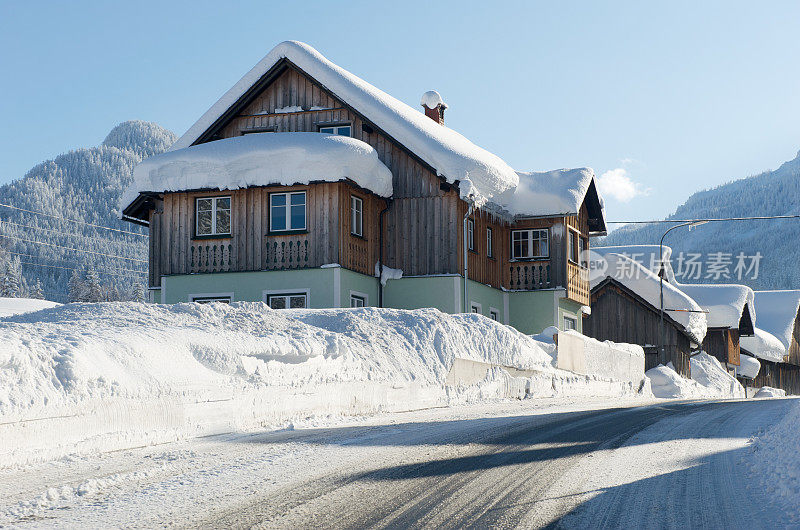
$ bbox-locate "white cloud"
[597,168,650,203]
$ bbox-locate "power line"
[17,260,146,277]
[0,233,147,263]
[607,214,800,225]
[5,251,146,275]
[0,202,147,237]
[0,219,144,250]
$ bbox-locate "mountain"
[601,149,800,290]
[0,121,176,302]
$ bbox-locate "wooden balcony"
[508,262,552,290]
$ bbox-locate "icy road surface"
[0,397,792,528]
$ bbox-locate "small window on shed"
[319,125,351,137]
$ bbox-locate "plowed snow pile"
[1,302,559,466]
[646,352,745,399]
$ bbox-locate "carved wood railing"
[345,239,370,275]
[264,237,310,270]
[508,262,552,290]
[190,243,232,273]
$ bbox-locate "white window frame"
[579,236,588,268]
[319,124,352,136]
[563,315,578,331]
[195,196,231,236]
[468,219,475,251]
[486,227,493,258]
[350,195,363,237]
[511,229,549,260]
[470,301,482,314]
[262,288,310,309]
[350,290,368,308]
[269,191,307,232]
[568,228,579,264]
[189,292,234,304]
[489,307,500,321]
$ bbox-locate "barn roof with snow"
[751,290,800,351]
[740,327,786,363]
[125,40,605,228]
[677,283,755,333]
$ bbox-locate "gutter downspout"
[378,200,391,308]
[462,201,474,312]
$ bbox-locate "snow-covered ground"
[0,297,60,317]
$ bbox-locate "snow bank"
[557,330,645,386]
[171,41,518,206]
[752,290,800,351]
[737,354,761,379]
[0,302,558,466]
[591,253,707,342]
[120,133,393,211]
[646,352,745,399]
[745,400,800,521]
[740,327,786,362]
[0,297,60,318]
[753,386,786,398]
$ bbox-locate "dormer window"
[319,125,351,137]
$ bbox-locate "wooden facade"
[747,357,800,395]
[130,58,596,306]
[583,278,694,376]
[702,328,741,368]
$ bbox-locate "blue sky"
[1,0,799,223]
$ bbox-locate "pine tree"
[129,282,146,303]
[84,268,103,302]
[68,269,86,302]
[29,279,44,300]
[0,259,22,298]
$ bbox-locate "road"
[0,397,791,528]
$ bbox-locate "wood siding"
[749,358,800,395]
[787,309,800,365]
[702,328,741,367]
[148,182,383,287]
[583,281,692,377]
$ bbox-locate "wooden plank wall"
[583,283,692,376]
[788,310,800,365]
[148,182,384,287]
[702,328,740,366]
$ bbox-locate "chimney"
[421,90,447,125]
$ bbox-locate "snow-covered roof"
[420,90,446,109]
[593,245,675,281]
[740,327,786,362]
[591,253,707,343]
[678,283,755,331]
[120,133,393,212]
[489,168,606,233]
[171,40,518,206]
[738,354,761,379]
[751,290,800,351]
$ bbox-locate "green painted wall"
[383,275,460,313]
[338,267,380,308]
[558,297,585,333]
[508,290,559,335]
[462,278,506,321]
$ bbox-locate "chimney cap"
[421,90,447,109]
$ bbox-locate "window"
[350,294,366,308]
[191,295,231,304]
[563,315,577,331]
[350,196,363,237]
[319,125,351,136]
[486,228,493,258]
[468,219,475,251]
[195,196,231,236]
[470,302,481,314]
[267,293,308,309]
[568,230,579,264]
[511,229,549,259]
[489,309,499,321]
[270,192,306,232]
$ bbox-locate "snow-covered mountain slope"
[601,149,800,289]
[0,121,176,301]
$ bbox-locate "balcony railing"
[190,243,232,273]
[509,262,552,290]
[264,237,310,270]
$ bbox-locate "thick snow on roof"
[420,90,446,109]
[171,41,518,205]
[593,245,675,282]
[737,354,761,379]
[0,298,60,318]
[740,327,786,362]
[493,168,603,219]
[678,283,755,330]
[591,253,707,342]
[752,290,800,350]
[121,133,393,211]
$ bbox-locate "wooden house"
[121,41,606,334]
[583,252,706,376]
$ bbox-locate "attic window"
[319,125,351,137]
